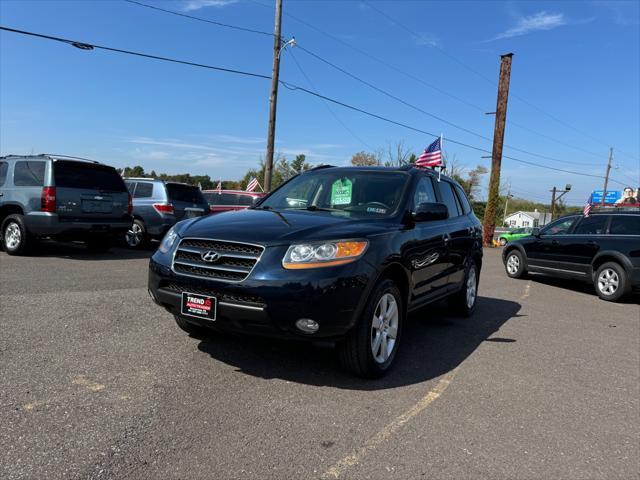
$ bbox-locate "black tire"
[504,249,527,279]
[338,278,404,378]
[174,315,210,336]
[125,219,148,249]
[86,237,112,252]
[1,214,32,256]
[448,261,479,317]
[594,262,630,302]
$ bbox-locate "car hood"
[178,208,397,245]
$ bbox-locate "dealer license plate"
[181,292,217,321]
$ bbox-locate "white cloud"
[489,11,566,41]
[127,136,218,152]
[180,0,238,12]
[414,33,440,48]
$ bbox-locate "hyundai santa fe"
[148,165,483,377]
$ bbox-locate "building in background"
[504,209,553,228]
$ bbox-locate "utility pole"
[550,186,557,219]
[601,148,613,206]
[263,0,283,193]
[483,53,513,246]
[550,184,572,219]
[502,182,512,226]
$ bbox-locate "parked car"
[503,209,640,302]
[148,165,483,377]
[497,227,533,246]
[202,189,265,214]
[124,178,210,249]
[0,154,132,254]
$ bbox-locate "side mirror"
[412,202,448,222]
[531,227,540,237]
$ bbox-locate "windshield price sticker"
[331,179,353,205]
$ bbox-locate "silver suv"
[0,154,132,255]
[124,178,209,248]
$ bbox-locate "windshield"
[166,183,206,203]
[54,161,127,192]
[258,170,409,217]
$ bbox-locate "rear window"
[14,161,46,186]
[134,182,154,198]
[573,215,609,235]
[453,184,472,214]
[439,181,461,217]
[609,215,640,235]
[54,161,126,192]
[166,183,206,203]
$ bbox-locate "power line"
[287,50,373,150]
[0,25,629,186]
[126,0,618,168]
[0,26,271,80]
[367,2,640,164]
[123,0,273,37]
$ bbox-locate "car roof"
[306,164,452,181]
[0,153,103,165]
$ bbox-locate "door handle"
[443,233,451,245]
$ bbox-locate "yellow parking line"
[321,368,458,479]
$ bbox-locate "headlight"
[283,240,368,269]
[158,226,179,254]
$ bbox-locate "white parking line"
[321,368,458,479]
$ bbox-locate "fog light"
[295,318,319,334]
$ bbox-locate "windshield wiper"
[304,205,336,212]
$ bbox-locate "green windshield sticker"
[331,178,353,205]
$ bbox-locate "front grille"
[172,238,264,283]
[161,281,265,308]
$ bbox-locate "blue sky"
[1,0,639,205]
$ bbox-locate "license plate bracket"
[181,292,217,321]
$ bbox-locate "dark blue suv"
[148,166,483,377]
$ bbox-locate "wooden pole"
[263,0,283,193]
[482,53,513,246]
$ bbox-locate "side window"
[237,195,254,206]
[126,181,136,194]
[438,181,461,217]
[609,216,640,235]
[541,216,577,236]
[0,161,8,186]
[134,182,153,198]
[453,184,472,214]
[412,176,437,208]
[14,161,46,186]
[573,215,609,235]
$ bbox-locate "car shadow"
[527,274,640,304]
[195,296,522,390]
[17,240,155,261]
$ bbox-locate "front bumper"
[148,252,377,340]
[24,212,132,237]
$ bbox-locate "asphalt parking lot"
[1,245,638,480]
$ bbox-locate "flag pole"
[438,133,443,182]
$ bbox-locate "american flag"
[583,202,591,217]
[415,137,443,167]
[246,177,260,192]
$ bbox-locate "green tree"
[291,154,311,174]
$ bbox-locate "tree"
[291,154,311,174]
[384,140,412,167]
[466,165,488,200]
[123,165,146,177]
[350,151,380,166]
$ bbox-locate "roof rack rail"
[308,164,335,171]
[44,154,100,164]
[122,177,158,181]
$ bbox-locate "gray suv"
[0,154,132,255]
[124,178,209,248]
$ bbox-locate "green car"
[498,227,533,246]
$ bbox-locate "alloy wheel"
[5,223,21,250]
[597,268,619,296]
[370,293,399,364]
[466,266,477,309]
[126,222,143,247]
[506,254,520,275]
